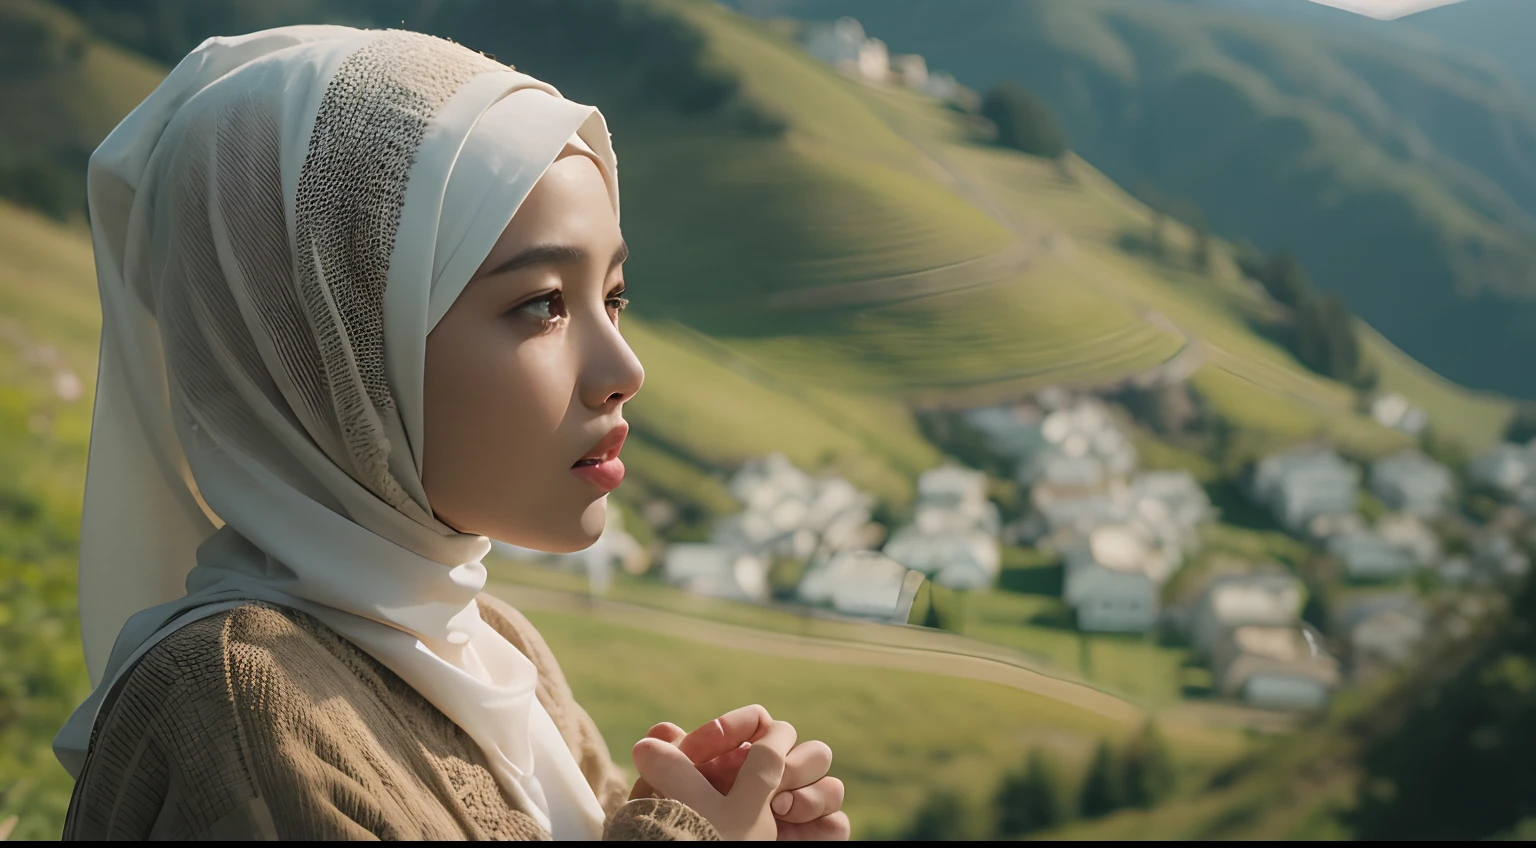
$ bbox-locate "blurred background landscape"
[5,0,1536,840]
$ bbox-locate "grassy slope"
[751,0,1536,401]
[0,203,98,840]
[833,72,1493,453]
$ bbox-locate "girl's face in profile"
[423,147,643,552]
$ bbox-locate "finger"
[772,777,844,825]
[629,776,656,802]
[677,704,774,764]
[779,740,833,791]
[730,720,797,806]
[630,724,688,800]
[698,741,753,795]
[776,811,851,841]
[631,738,719,809]
[646,722,687,745]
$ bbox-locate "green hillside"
[749,0,1536,402]
[0,0,163,219]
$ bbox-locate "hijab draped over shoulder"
[54,25,619,840]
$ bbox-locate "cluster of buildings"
[667,455,1004,621]
[800,17,960,101]
[1248,443,1528,589]
[965,392,1214,633]
[661,452,890,606]
[1178,567,1430,710]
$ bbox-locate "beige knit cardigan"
[62,595,719,840]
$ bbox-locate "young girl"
[53,25,847,841]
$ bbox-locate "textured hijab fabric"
[54,25,617,840]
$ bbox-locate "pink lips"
[570,422,628,492]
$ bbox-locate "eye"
[606,287,629,318]
[512,290,567,329]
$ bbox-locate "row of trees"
[894,722,1176,840]
[1235,243,1378,390]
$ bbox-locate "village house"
[961,403,1048,459]
[661,543,770,603]
[797,549,924,622]
[1189,572,1306,660]
[1369,450,1455,518]
[882,525,999,591]
[1327,531,1416,583]
[1374,512,1442,567]
[881,464,1003,591]
[1334,594,1427,683]
[1250,447,1360,537]
[1209,624,1340,711]
[1470,531,1531,586]
[1468,443,1532,498]
[1370,392,1429,437]
[716,453,878,563]
[1016,397,1138,490]
[800,16,889,84]
[1061,525,1162,632]
[913,463,1001,536]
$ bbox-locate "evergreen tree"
[1261,249,1311,309]
[1296,295,1365,386]
[1079,739,1125,819]
[981,83,1069,159]
[900,790,971,841]
[995,747,1069,837]
[1505,405,1536,445]
[1121,723,1177,808]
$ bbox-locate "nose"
[578,313,644,410]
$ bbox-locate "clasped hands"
[628,704,849,841]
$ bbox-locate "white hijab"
[53,25,619,840]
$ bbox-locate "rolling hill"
[737,0,1536,402]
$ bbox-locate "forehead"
[502,152,618,244]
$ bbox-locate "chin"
[508,495,608,554]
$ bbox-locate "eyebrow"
[479,240,629,279]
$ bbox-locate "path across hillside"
[487,581,1147,724]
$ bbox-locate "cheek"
[426,323,574,490]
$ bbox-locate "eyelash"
[513,289,629,331]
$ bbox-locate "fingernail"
[772,792,793,816]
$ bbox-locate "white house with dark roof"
[1251,447,1360,536]
[1210,624,1340,710]
[1061,525,1163,633]
[1189,572,1306,660]
[1369,450,1455,518]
